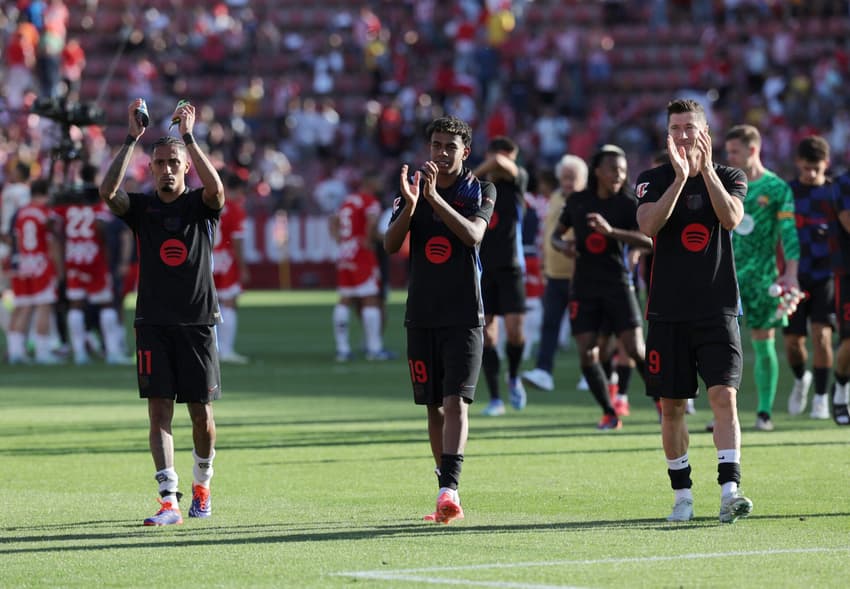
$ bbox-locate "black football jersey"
[635,163,746,321]
[558,188,639,297]
[833,172,850,275]
[118,188,221,326]
[391,169,496,328]
[480,166,528,271]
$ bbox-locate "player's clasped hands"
[667,134,689,178]
[399,164,421,206]
[695,128,713,170]
[420,161,440,201]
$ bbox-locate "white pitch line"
[336,571,585,589]
[335,546,850,587]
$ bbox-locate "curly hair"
[425,115,472,147]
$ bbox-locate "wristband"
[124,134,137,146]
[182,133,195,146]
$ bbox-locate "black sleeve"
[557,198,572,230]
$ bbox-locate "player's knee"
[661,398,687,420]
[707,386,736,415]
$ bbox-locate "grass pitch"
[1,290,848,588]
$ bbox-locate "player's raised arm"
[100,100,146,216]
[175,102,225,210]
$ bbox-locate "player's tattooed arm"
[99,144,134,216]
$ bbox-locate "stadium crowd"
[1,0,850,380]
[3,1,850,212]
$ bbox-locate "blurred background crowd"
[3,0,850,261]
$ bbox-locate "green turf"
[1,290,849,588]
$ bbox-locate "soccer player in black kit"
[473,136,529,416]
[384,115,495,524]
[635,98,752,523]
[551,145,653,430]
[99,98,224,526]
[832,169,850,424]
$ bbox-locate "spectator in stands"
[60,36,85,100]
[4,27,38,110]
[36,19,64,99]
[126,55,156,102]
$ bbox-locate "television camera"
[30,94,105,196]
[31,95,105,162]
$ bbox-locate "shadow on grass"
[4,511,850,555]
[4,417,848,458]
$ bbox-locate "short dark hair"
[31,178,50,196]
[15,161,31,180]
[425,116,472,147]
[151,136,187,152]
[796,135,830,162]
[667,98,705,123]
[725,124,761,147]
[536,169,557,191]
[487,135,518,155]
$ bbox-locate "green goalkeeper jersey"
[732,169,799,280]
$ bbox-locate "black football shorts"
[569,283,642,336]
[836,274,850,339]
[644,315,742,399]
[482,266,526,316]
[783,276,836,336]
[135,324,222,403]
[406,326,482,405]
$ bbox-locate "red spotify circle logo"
[160,239,188,266]
[681,224,709,252]
[585,232,607,254]
[425,236,452,264]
